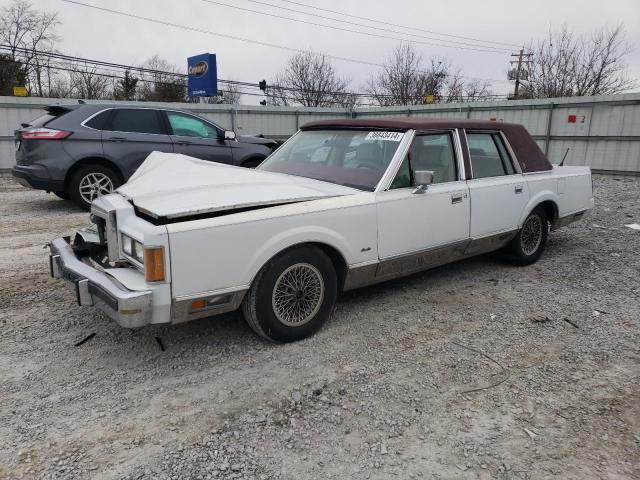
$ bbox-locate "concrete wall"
[2,93,639,173]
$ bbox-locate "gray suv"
[11,103,277,209]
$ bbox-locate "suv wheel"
[68,164,121,210]
[242,246,337,342]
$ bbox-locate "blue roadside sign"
[187,53,217,97]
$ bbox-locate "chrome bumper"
[49,237,153,328]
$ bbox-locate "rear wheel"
[242,246,337,342]
[53,191,69,200]
[67,164,121,210]
[505,206,548,265]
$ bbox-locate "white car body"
[49,123,594,331]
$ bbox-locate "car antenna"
[558,147,570,166]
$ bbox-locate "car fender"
[244,224,354,285]
[518,189,560,227]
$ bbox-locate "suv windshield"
[258,129,406,191]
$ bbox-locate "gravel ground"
[0,175,639,480]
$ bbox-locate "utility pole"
[508,49,533,99]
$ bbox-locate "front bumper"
[49,237,153,328]
[12,165,64,192]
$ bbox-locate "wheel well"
[537,200,558,224]
[64,157,125,191]
[310,242,348,292]
[241,156,266,168]
[265,242,348,292]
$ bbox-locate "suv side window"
[467,132,515,178]
[166,111,220,139]
[84,110,110,130]
[105,109,164,135]
[390,132,457,189]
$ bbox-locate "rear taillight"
[21,128,71,140]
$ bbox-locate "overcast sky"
[4,0,640,104]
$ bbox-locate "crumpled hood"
[117,151,357,220]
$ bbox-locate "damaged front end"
[48,194,172,328]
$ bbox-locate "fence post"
[230,108,236,132]
[295,111,299,130]
[544,102,555,156]
[466,105,472,119]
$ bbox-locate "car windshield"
[257,129,406,191]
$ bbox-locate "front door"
[376,131,470,278]
[163,110,232,164]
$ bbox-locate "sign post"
[187,53,217,97]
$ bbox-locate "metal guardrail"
[1,93,639,174]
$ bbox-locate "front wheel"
[505,206,548,265]
[242,246,337,342]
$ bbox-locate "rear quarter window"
[83,110,110,130]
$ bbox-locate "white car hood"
[117,151,358,220]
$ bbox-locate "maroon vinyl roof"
[301,118,552,174]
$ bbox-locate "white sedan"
[49,119,594,342]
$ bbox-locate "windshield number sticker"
[365,131,403,142]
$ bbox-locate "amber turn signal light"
[144,247,165,282]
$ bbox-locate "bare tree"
[268,51,350,107]
[198,82,243,105]
[70,64,110,99]
[366,44,483,105]
[138,55,186,102]
[0,0,59,96]
[521,24,634,98]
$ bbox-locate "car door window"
[106,109,164,135]
[166,111,219,139]
[390,132,457,189]
[467,132,515,178]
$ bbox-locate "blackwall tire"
[506,206,548,266]
[67,164,121,210]
[242,245,337,343]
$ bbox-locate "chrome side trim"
[343,230,520,291]
[172,289,247,323]
[551,209,589,231]
[464,229,518,256]
[377,239,470,280]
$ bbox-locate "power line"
[58,0,509,83]
[4,45,510,103]
[202,0,511,53]
[279,0,524,49]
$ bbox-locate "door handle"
[176,140,192,145]
[451,194,464,204]
[107,136,125,142]
[515,185,524,194]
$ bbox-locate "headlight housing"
[121,233,144,263]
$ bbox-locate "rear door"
[102,108,174,178]
[465,130,529,238]
[162,110,232,164]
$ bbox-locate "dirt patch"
[0,175,639,479]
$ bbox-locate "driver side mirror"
[224,130,236,141]
[412,170,434,194]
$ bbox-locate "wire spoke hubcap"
[521,214,543,256]
[79,173,114,203]
[272,263,325,326]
